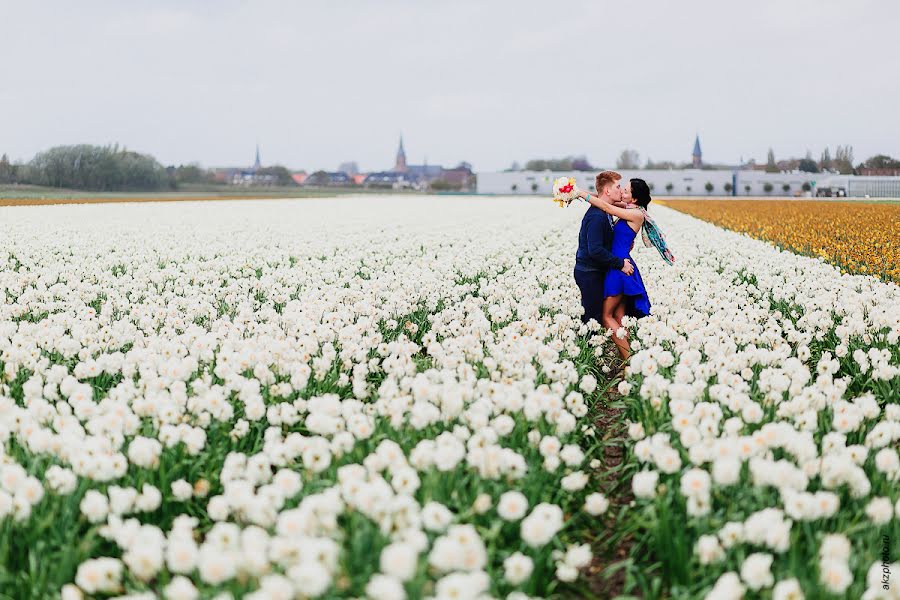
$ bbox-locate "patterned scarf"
[639,208,675,265]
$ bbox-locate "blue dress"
[603,219,651,317]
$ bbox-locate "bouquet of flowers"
[552,176,580,207]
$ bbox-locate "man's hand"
[621,259,634,276]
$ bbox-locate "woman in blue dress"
[575,178,653,359]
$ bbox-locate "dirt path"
[586,366,638,599]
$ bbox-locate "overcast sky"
[2,0,898,172]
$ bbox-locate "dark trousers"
[574,268,605,325]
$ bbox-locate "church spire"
[254,143,261,171]
[692,134,702,169]
[394,134,407,172]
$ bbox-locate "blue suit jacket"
[575,205,625,272]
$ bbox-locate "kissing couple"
[573,170,674,360]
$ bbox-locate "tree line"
[0,144,299,191]
[507,147,899,175]
[1,145,169,191]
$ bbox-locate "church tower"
[394,135,407,172]
[692,135,702,169]
[253,144,261,171]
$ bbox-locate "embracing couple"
[573,170,660,360]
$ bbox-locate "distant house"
[364,135,475,190]
[303,171,354,186]
[406,164,443,181]
[363,171,415,189]
[859,167,900,176]
[436,163,475,190]
[212,145,276,185]
[291,172,308,185]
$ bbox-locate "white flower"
[473,493,492,514]
[819,558,853,594]
[520,503,564,548]
[288,561,332,597]
[563,543,592,568]
[772,578,804,600]
[705,571,745,600]
[584,492,609,515]
[366,574,406,600]
[74,558,123,594]
[680,468,711,500]
[380,542,418,582]
[497,491,528,521]
[503,552,534,585]
[865,497,893,524]
[627,422,646,440]
[712,457,741,486]
[198,548,237,585]
[740,552,774,590]
[422,501,454,532]
[61,584,83,600]
[560,471,588,491]
[819,534,852,561]
[163,576,198,600]
[556,562,579,582]
[80,490,109,523]
[171,479,193,501]
[579,374,597,394]
[695,534,725,565]
[632,470,659,499]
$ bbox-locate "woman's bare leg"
[602,295,630,360]
[614,301,626,329]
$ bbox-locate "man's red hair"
[595,170,622,193]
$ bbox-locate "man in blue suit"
[574,171,633,326]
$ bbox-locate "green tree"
[802,182,812,192]
[174,163,212,185]
[0,154,10,183]
[525,158,574,171]
[665,182,674,193]
[745,184,752,194]
[616,149,640,170]
[256,165,295,186]
[765,148,779,173]
[28,144,167,191]
[820,147,832,171]
[724,182,733,193]
[782,183,790,193]
[861,154,900,169]
[833,145,855,174]
[511,183,518,192]
[571,156,592,171]
[306,170,332,186]
[645,159,677,170]
[531,182,539,193]
[763,182,774,193]
[798,158,818,173]
[430,179,462,191]
[705,182,714,194]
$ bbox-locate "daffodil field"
[0,197,897,600]
[657,200,900,283]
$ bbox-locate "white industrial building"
[476,169,900,198]
[814,175,900,198]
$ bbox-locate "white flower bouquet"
[552,176,580,207]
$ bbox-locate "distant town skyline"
[2,1,899,171]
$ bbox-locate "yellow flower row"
[658,200,900,283]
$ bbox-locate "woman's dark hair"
[630,178,652,208]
